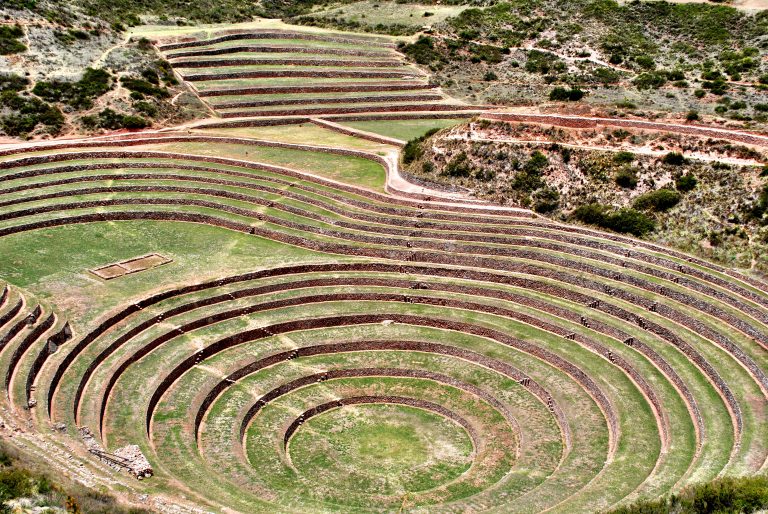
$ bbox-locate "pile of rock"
[113,445,153,479]
[79,427,153,479]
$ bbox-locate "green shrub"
[633,188,681,211]
[604,208,655,236]
[0,26,26,55]
[484,71,498,81]
[0,74,27,93]
[666,69,685,81]
[634,55,655,70]
[532,187,560,213]
[746,184,768,224]
[573,203,610,225]
[572,203,655,236]
[0,468,33,502]
[703,79,728,95]
[526,50,565,74]
[615,167,638,188]
[120,77,169,98]
[141,69,160,85]
[662,152,686,165]
[402,128,439,165]
[0,96,64,137]
[134,101,158,117]
[444,152,473,177]
[399,36,443,65]
[608,475,768,514]
[591,67,621,84]
[686,110,700,121]
[613,151,634,164]
[512,151,548,192]
[83,108,148,130]
[702,69,724,81]
[549,87,584,101]
[32,68,112,109]
[121,115,149,129]
[402,140,422,164]
[469,43,504,64]
[676,173,698,192]
[633,72,667,89]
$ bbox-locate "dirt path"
[92,35,130,69]
[482,111,768,148]
[449,134,766,167]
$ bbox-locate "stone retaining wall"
[197,83,435,97]
[166,45,394,59]
[0,302,34,353]
[5,186,766,368]
[219,103,480,118]
[0,145,528,216]
[282,394,480,450]
[0,298,22,332]
[29,211,732,444]
[25,321,70,403]
[47,262,706,444]
[140,312,618,455]
[174,58,404,68]
[199,340,546,443]
[5,312,55,395]
[214,93,441,110]
[157,31,396,52]
[183,69,415,82]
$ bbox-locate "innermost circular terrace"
[286,401,475,496]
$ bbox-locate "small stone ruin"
[79,427,153,479]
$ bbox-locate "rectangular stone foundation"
[90,253,172,280]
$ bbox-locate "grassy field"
[339,118,467,140]
[305,1,471,28]
[0,221,328,324]
[135,140,389,191]
[192,123,396,152]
